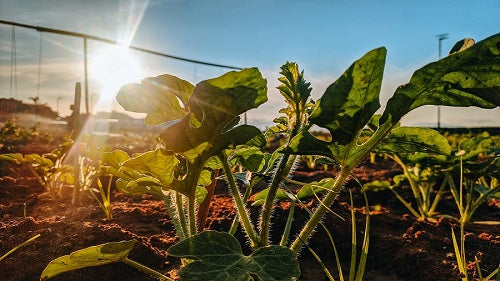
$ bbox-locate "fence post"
[71,82,81,205]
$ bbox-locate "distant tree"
[29,96,41,105]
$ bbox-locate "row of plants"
[1,33,499,280]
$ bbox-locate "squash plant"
[41,33,499,280]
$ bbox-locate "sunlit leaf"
[309,47,386,145]
[117,74,194,125]
[159,68,267,154]
[40,240,136,280]
[381,33,500,125]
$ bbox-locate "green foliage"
[117,74,194,125]
[380,33,500,125]
[377,127,452,155]
[0,138,74,196]
[0,119,41,153]
[310,47,386,145]
[168,231,300,281]
[252,178,337,206]
[117,68,267,200]
[43,33,500,280]
[41,240,136,280]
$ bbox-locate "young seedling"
[447,135,500,225]
[0,137,74,198]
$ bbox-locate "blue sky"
[0,0,499,128]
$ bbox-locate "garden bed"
[1,156,498,281]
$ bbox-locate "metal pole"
[83,37,89,115]
[436,33,449,129]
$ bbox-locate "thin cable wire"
[0,19,243,70]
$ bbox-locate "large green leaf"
[309,47,386,144]
[376,127,451,155]
[381,33,500,124]
[285,48,387,165]
[121,149,178,186]
[40,240,136,280]
[159,68,267,154]
[117,74,194,125]
[168,231,300,281]
[230,146,266,172]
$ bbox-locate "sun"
[89,44,144,109]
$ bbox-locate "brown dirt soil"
[1,152,499,281]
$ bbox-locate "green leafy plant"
[42,33,500,280]
[447,135,500,225]
[363,130,452,222]
[0,119,40,153]
[0,138,74,197]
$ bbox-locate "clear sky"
[0,0,499,128]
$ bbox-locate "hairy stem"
[280,200,296,246]
[258,153,292,247]
[175,192,189,238]
[229,184,253,236]
[291,167,351,254]
[162,193,186,241]
[188,196,197,236]
[219,152,259,246]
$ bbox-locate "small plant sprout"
[364,128,452,222]
[41,33,500,280]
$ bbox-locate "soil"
[0,145,499,281]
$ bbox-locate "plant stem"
[290,167,351,254]
[354,192,370,281]
[280,200,296,246]
[197,170,218,231]
[175,192,189,238]
[229,184,253,236]
[259,153,291,246]
[348,191,357,281]
[388,188,421,219]
[162,193,185,240]
[219,152,259,245]
[123,258,173,281]
[0,233,41,262]
[428,176,448,217]
[188,196,197,236]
